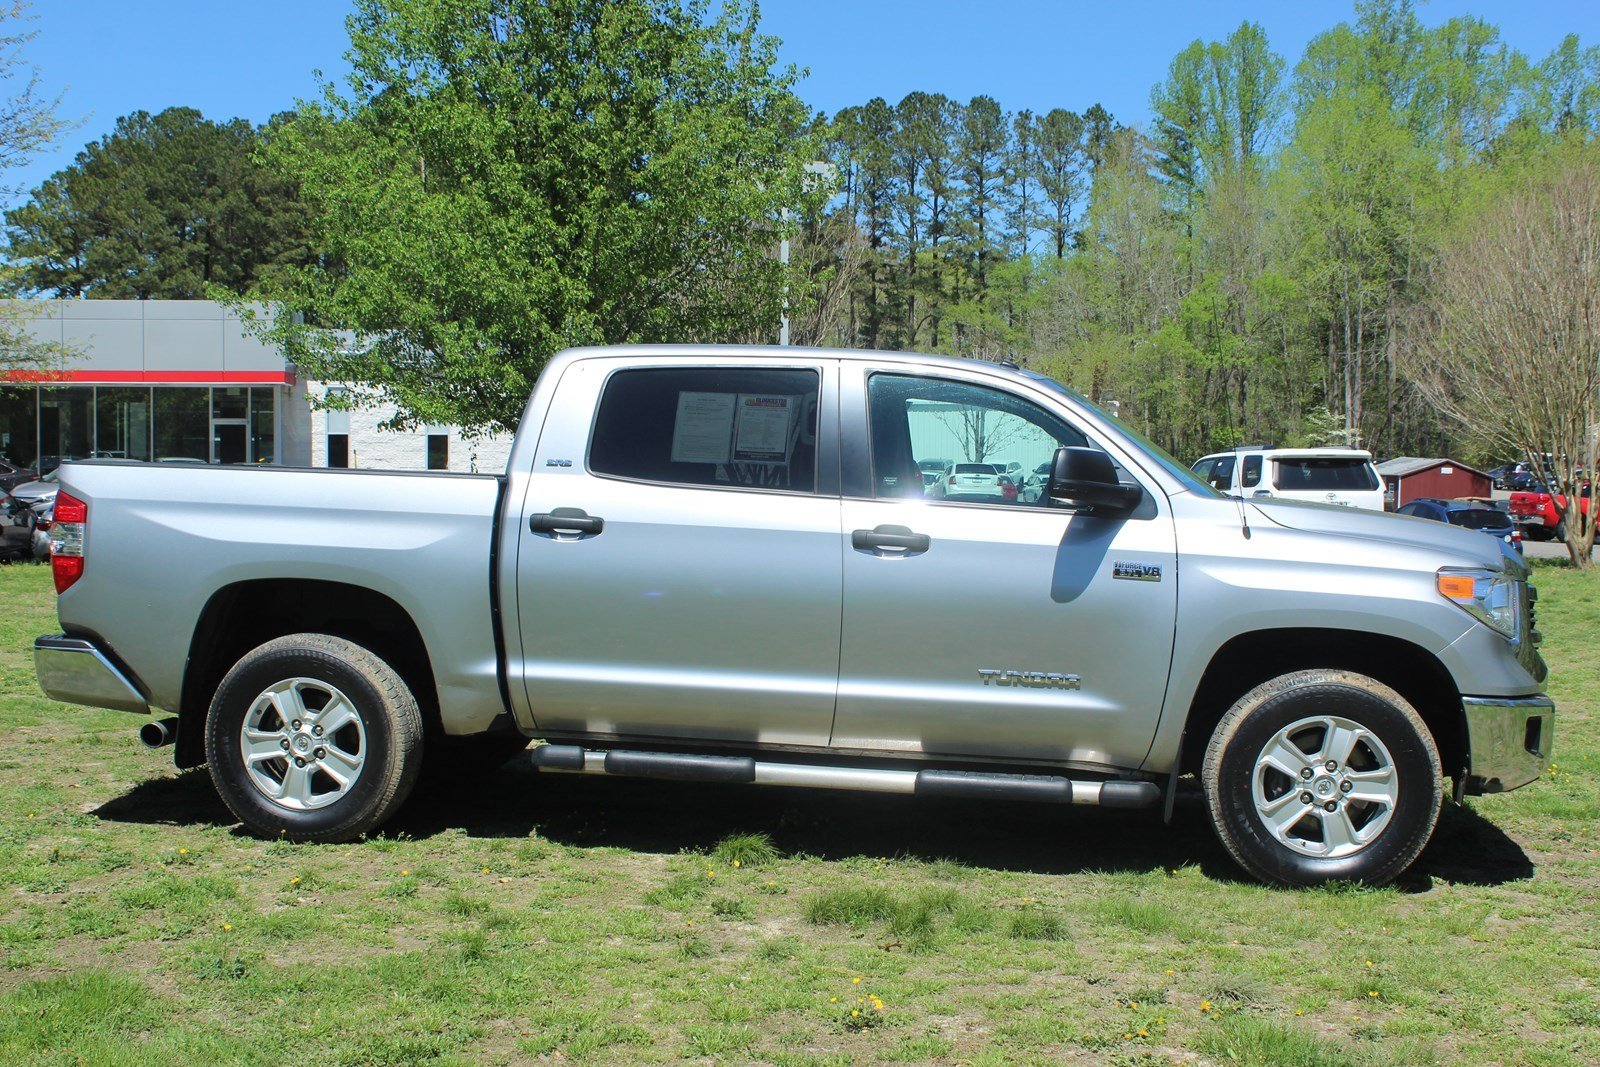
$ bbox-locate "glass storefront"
[0,388,35,471]
[154,389,210,462]
[38,387,93,472]
[95,388,152,461]
[0,385,282,473]
[251,387,275,465]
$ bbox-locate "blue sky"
[8,0,1598,206]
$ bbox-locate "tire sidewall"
[206,644,400,838]
[1211,680,1441,886]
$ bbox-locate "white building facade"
[0,300,513,475]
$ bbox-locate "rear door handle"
[851,524,930,554]
[529,508,604,536]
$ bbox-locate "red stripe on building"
[1,370,294,385]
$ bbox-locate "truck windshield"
[1021,371,1220,497]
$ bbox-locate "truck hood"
[1247,497,1519,574]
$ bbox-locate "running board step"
[529,745,1160,809]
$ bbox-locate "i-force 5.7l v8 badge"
[1112,561,1162,582]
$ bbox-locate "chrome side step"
[529,745,1160,809]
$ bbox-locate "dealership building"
[0,300,512,475]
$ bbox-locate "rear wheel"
[205,634,423,842]
[1202,670,1443,888]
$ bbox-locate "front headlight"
[1437,567,1521,639]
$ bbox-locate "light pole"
[780,161,838,346]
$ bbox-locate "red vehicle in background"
[1509,480,1592,540]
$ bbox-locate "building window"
[153,389,211,463]
[250,387,276,464]
[95,387,152,461]
[328,434,349,469]
[38,386,93,471]
[0,386,37,471]
[427,434,449,471]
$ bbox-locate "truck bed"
[53,462,508,734]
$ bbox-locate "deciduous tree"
[1408,149,1600,566]
[258,0,816,432]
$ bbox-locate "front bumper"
[34,634,149,714]
[1462,694,1554,794]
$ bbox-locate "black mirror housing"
[1046,446,1142,515]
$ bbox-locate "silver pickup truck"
[34,346,1553,887]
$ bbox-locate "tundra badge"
[978,669,1081,690]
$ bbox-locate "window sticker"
[669,391,737,464]
[733,394,793,464]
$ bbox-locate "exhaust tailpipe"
[139,717,179,750]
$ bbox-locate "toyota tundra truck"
[33,346,1553,887]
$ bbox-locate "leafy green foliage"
[804,2,1600,463]
[3,107,309,299]
[257,0,817,432]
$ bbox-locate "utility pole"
[779,161,838,346]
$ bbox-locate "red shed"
[1376,457,1492,510]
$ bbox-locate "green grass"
[0,560,1597,1064]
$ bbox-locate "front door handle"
[529,508,604,537]
[851,524,930,554]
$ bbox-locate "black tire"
[1553,522,1567,542]
[205,633,424,842]
[1202,669,1443,888]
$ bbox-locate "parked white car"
[1191,448,1385,510]
[931,462,1013,502]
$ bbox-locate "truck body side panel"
[54,463,507,734]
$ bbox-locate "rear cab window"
[589,367,821,493]
[1448,509,1509,531]
[1272,458,1379,492]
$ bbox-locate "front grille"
[1517,580,1547,683]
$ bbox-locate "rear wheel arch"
[1179,628,1465,783]
[176,579,439,769]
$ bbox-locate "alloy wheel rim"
[1251,714,1398,859]
[240,677,366,811]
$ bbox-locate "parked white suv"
[1192,448,1385,510]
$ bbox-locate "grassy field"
[0,562,1595,1066]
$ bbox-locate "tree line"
[788,3,1600,466]
[3,0,1599,485]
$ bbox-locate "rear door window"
[1272,458,1379,491]
[1241,454,1262,488]
[589,367,821,493]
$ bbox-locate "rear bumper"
[1462,694,1554,794]
[34,634,149,714]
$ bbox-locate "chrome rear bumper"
[34,634,149,714]
[1463,694,1554,794]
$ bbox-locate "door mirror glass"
[1047,447,1142,515]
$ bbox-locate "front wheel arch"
[1178,628,1464,785]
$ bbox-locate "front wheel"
[205,634,424,842]
[1202,670,1443,888]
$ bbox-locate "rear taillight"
[51,491,86,594]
